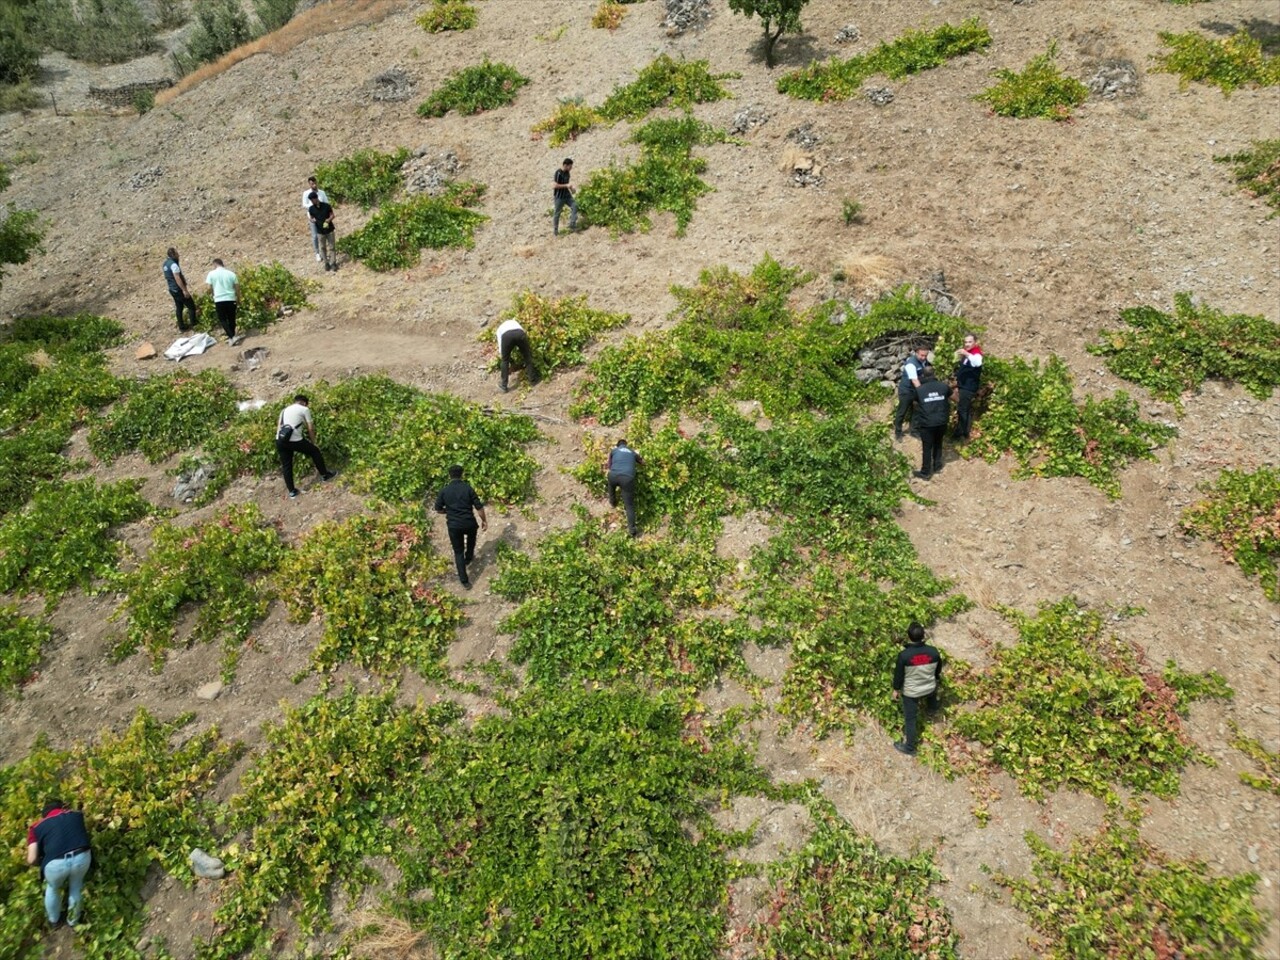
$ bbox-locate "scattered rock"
[195,680,223,701]
[366,66,415,103]
[270,368,289,383]
[1087,59,1139,99]
[173,464,214,503]
[1247,844,1260,864]
[190,848,225,880]
[135,341,156,360]
[729,104,769,136]
[786,123,820,150]
[834,24,860,44]
[865,87,895,107]
[127,167,163,190]
[662,0,711,36]
[240,346,269,371]
[403,150,462,196]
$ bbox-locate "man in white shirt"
[205,259,241,345]
[302,176,329,262]
[494,318,539,393]
[275,394,335,499]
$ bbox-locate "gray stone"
[662,0,711,35]
[367,67,415,103]
[834,24,860,44]
[865,87,895,107]
[403,151,462,196]
[173,464,214,503]
[190,848,225,880]
[1247,844,1260,864]
[196,680,223,701]
[1087,59,1139,100]
[856,368,883,383]
[729,105,769,136]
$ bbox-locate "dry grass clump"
[836,251,899,297]
[349,911,436,960]
[157,1,399,105]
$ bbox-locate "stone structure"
[88,79,173,108]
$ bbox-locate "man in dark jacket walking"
[606,439,643,537]
[27,800,92,926]
[434,465,487,589]
[912,366,950,480]
[891,622,943,755]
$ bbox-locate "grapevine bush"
[193,261,314,333]
[597,54,735,121]
[313,147,411,209]
[277,509,463,679]
[89,368,241,464]
[965,355,1176,497]
[0,603,52,689]
[480,291,629,381]
[109,503,286,678]
[1230,722,1280,795]
[1089,293,1280,412]
[949,599,1231,801]
[1215,139,1280,213]
[975,44,1088,120]
[1154,29,1280,94]
[416,0,476,32]
[337,184,488,271]
[1,312,125,353]
[995,810,1269,959]
[417,59,530,118]
[1180,467,1280,601]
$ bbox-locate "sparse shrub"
[841,197,863,224]
[975,44,1089,119]
[0,164,42,290]
[1,352,121,429]
[416,0,476,33]
[1153,29,1280,93]
[1181,467,1280,601]
[193,261,315,332]
[0,478,154,608]
[277,509,463,679]
[480,291,628,380]
[591,0,625,30]
[2,311,125,353]
[1230,722,1280,795]
[530,97,601,144]
[995,810,1268,959]
[0,604,52,689]
[950,599,1231,801]
[31,0,159,64]
[493,512,741,690]
[1215,138,1280,213]
[753,799,959,958]
[0,81,45,113]
[396,686,776,960]
[598,54,736,121]
[110,503,286,677]
[132,88,155,114]
[965,355,1177,497]
[197,691,462,960]
[416,59,530,118]
[155,0,187,29]
[313,147,411,210]
[0,3,41,85]
[253,0,297,33]
[0,711,242,960]
[337,188,488,271]
[172,0,253,77]
[89,368,241,464]
[1089,293,1280,412]
[0,425,73,518]
[778,18,991,101]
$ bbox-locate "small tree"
[729,0,810,69]
[0,164,42,292]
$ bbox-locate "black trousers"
[893,391,916,437]
[447,524,477,584]
[170,290,197,330]
[276,438,329,494]
[214,300,237,339]
[607,472,637,536]
[499,330,538,389]
[901,691,938,751]
[919,425,944,475]
[954,388,976,439]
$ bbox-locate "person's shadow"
[470,521,521,581]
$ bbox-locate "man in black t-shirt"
[308,191,337,271]
[434,465,488,589]
[27,800,92,926]
[552,158,578,236]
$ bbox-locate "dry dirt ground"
[2,0,1279,957]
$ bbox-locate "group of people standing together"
[893,334,984,480]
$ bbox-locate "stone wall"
[88,79,173,108]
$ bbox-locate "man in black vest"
[434,465,488,589]
[894,344,930,441]
[952,333,983,440]
[913,365,950,480]
[27,800,92,926]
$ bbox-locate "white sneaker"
[315,253,322,262]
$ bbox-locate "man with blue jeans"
[27,800,92,926]
[552,158,577,235]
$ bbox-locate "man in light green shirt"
[205,259,241,345]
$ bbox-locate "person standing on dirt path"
[434,465,487,590]
[552,158,578,236]
[494,317,538,392]
[302,176,329,262]
[912,365,950,480]
[308,191,337,272]
[891,622,943,756]
[952,333,983,440]
[27,799,92,928]
[894,343,930,441]
[275,394,335,500]
[205,258,241,345]
[163,247,198,332]
[606,439,643,538]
